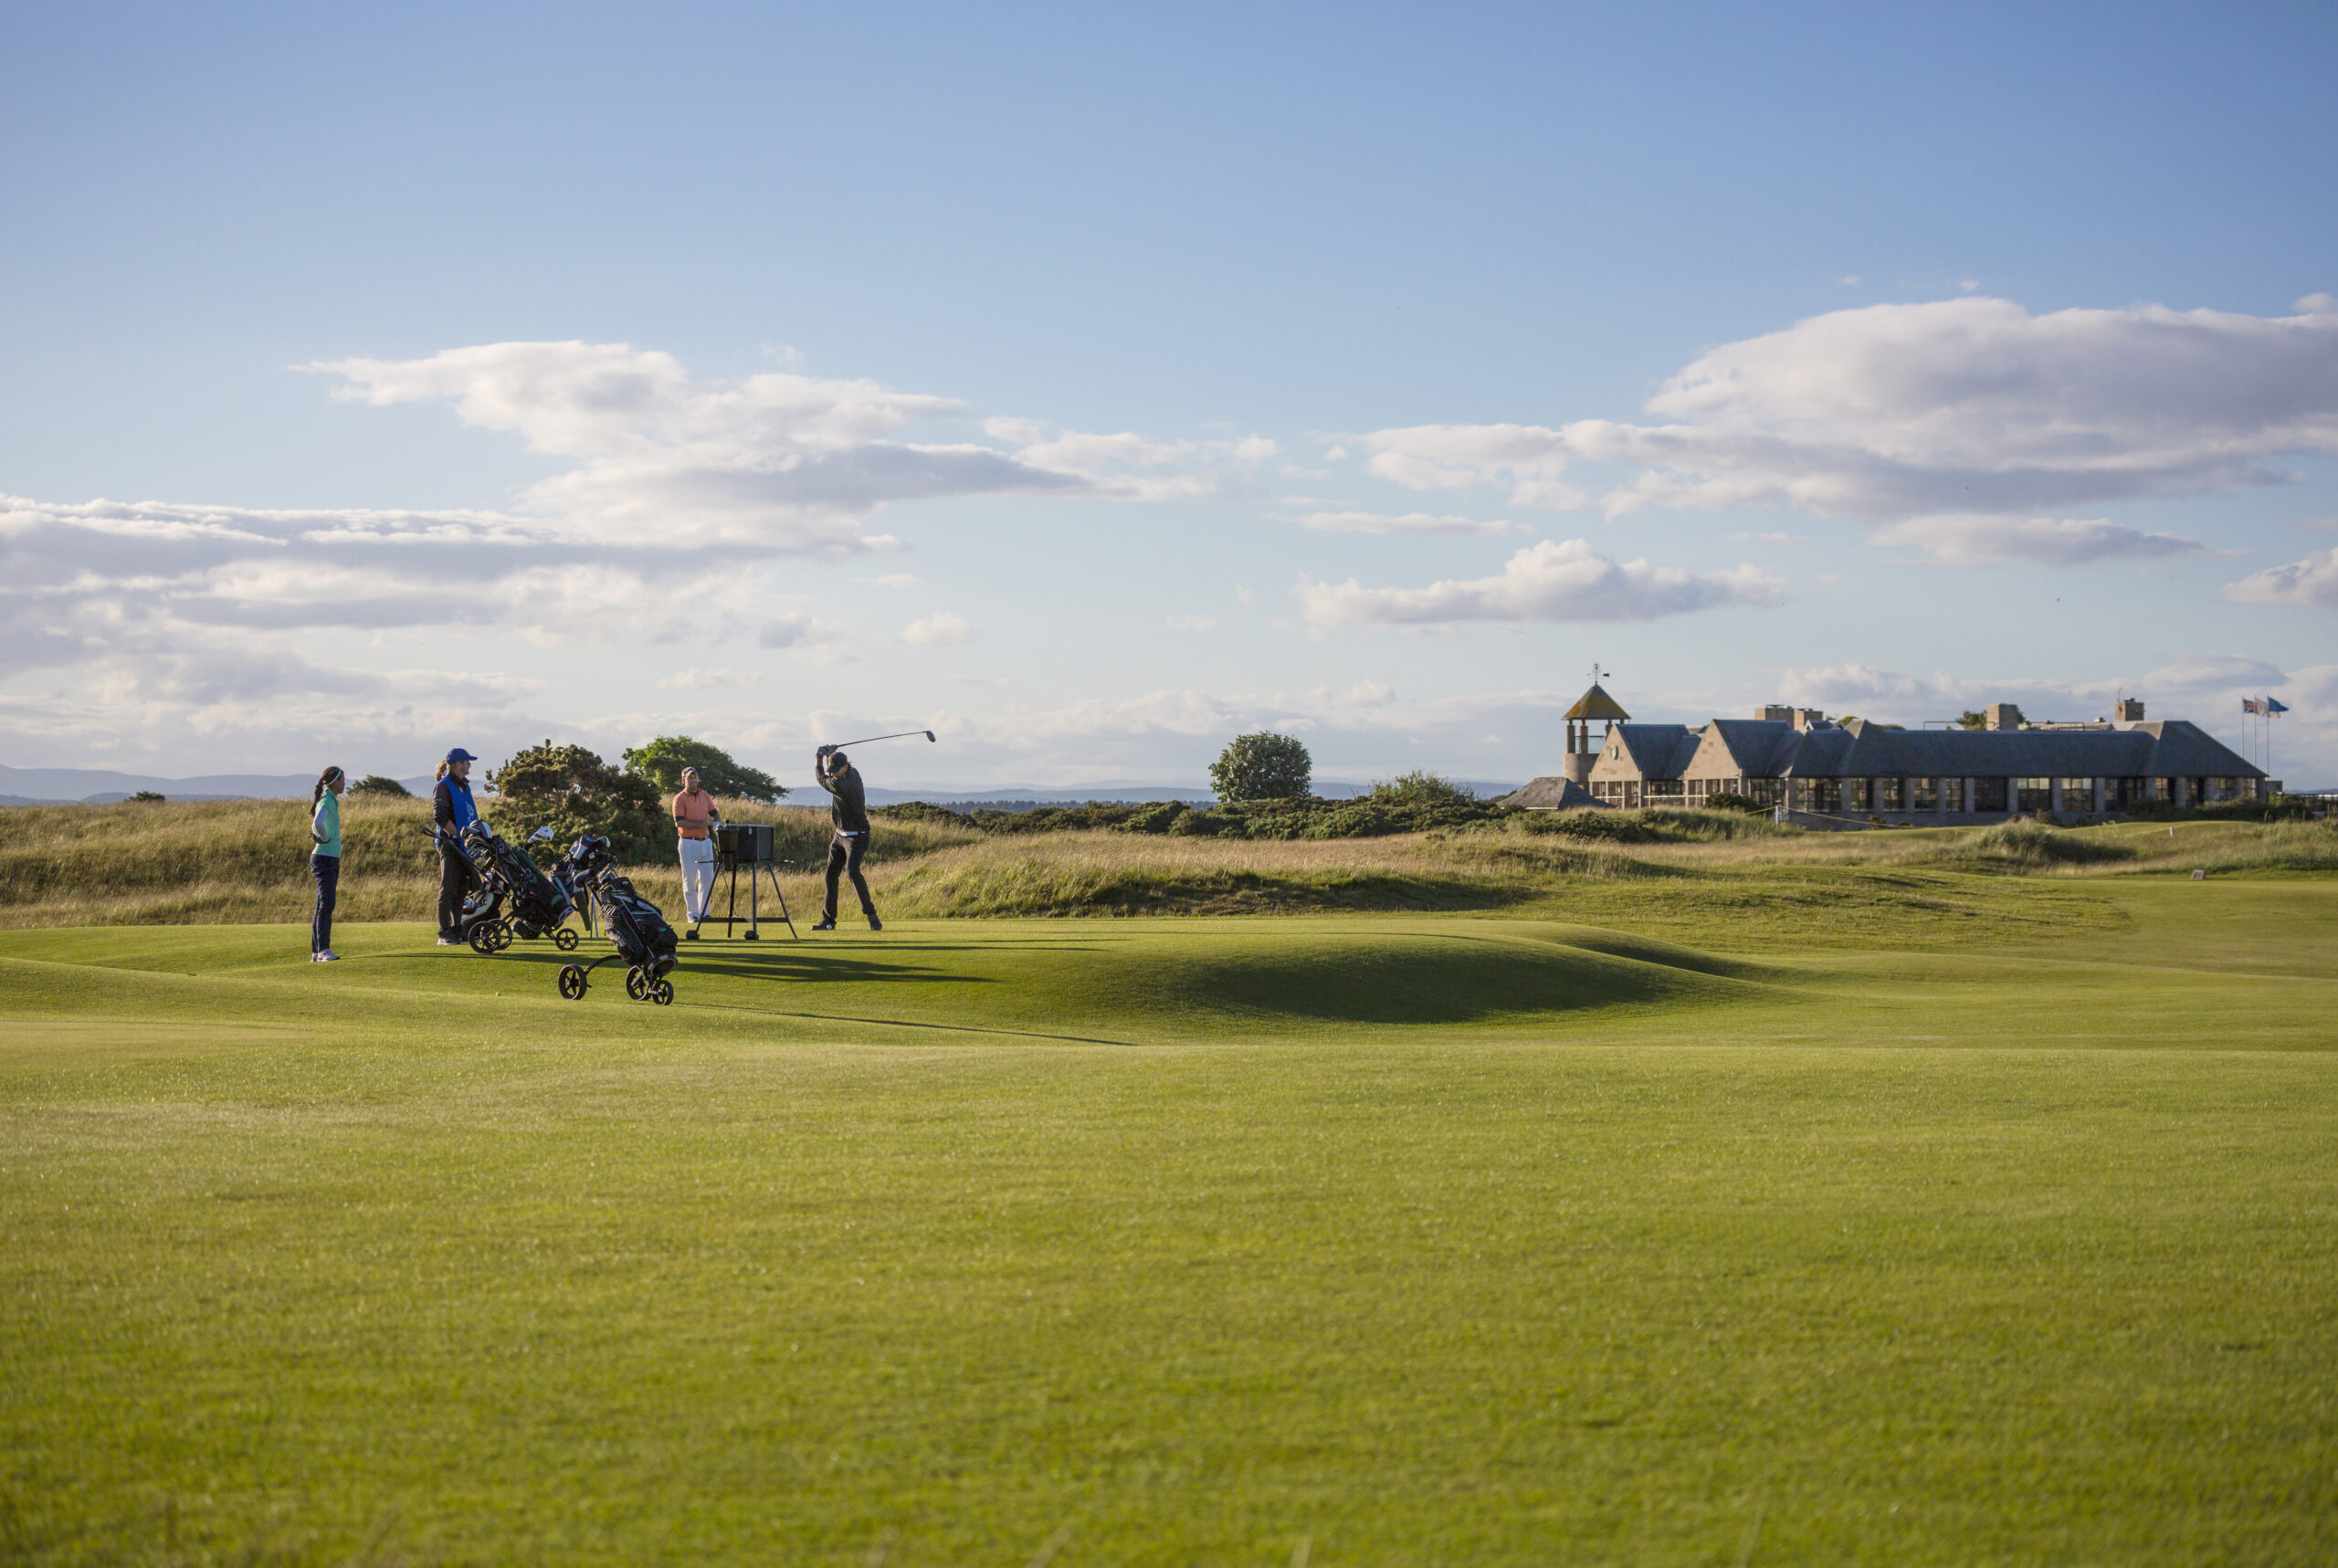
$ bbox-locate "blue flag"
[2266,698,2290,714]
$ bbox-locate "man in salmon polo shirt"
[672,766,722,939]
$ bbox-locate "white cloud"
[1295,539,1785,629]
[1728,531,1809,545]
[1294,510,1526,537]
[658,667,763,690]
[902,612,973,646]
[1165,614,1218,632]
[1357,297,2338,522]
[1359,424,1589,510]
[1869,514,2206,566]
[980,417,1276,500]
[314,342,1097,550]
[2221,548,2338,609]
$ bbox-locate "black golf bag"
[554,834,679,1004]
[441,821,580,953]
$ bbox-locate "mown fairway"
[3,879,2334,1564]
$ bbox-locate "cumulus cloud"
[1869,513,2206,566]
[1296,539,1784,629]
[1294,510,1526,537]
[979,416,1277,500]
[901,612,973,646]
[316,342,1095,549]
[1359,297,2338,521]
[0,342,1246,757]
[2221,548,2338,609]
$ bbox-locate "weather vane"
[1587,660,1608,687]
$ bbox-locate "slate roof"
[1495,776,1607,810]
[1593,716,2261,782]
[1705,719,2259,781]
[1594,723,1698,784]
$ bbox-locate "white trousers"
[678,836,717,922]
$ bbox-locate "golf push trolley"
[425,819,584,954]
[553,833,679,1005]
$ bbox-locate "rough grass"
[2,881,2335,1563]
[0,800,2327,932]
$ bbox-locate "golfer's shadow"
[490,943,975,986]
[675,945,985,987]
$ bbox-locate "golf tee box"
[713,822,775,866]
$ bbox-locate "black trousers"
[437,842,476,937]
[823,830,874,920]
[311,852,340,954]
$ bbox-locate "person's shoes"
[436,936,458,946]
[811,918,837,931]
[684,927,700,941]
[866,914,883,931]
[312,951,341,963]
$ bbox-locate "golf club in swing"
[823,730,937,750]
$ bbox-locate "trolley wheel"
[625,966,651,1002]
[651,979,674,1006]
[490,921,515,952]
[557,964,587,1001]
[553,926,580,952]
[467,923,496,955]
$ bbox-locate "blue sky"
[5,2,2336,788]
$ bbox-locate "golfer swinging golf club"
[811,745,880,931]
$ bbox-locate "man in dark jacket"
[812,746,880,931]
[433,747,481,945]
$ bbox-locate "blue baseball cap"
[446,747,477,763]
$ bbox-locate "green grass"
[2,879,2335,1563]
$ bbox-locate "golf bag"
[437,821,580,954]
[554,834,679,1005]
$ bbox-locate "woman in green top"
[310,766,345,963]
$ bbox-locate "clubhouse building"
[1500,684,2270,824]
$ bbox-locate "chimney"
[2114,698,2145,723]
[1985,702,2025,731]
[1753,704,1794,722]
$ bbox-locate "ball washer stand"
[711,822,798,940]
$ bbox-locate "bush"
[621,735,785,803]
[1368,771,1475,807]
[349,774,411,797]
[878,801,982,829]
[129,791,165,803]
[1210,732,1311,803]
[489,741,666,862]
[1701,792,1768,815]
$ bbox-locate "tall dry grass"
[0,797,2324,928]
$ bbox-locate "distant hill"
[0,763,437,805]
[0,764,1525,809]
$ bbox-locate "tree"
[129,790,165,803]
[1210,731,1312,802]
[489,741,665,862]
[621,735,785,803]
[1955,710,1988,731]
[349,774,411,796]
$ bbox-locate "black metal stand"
[717,852,798,940]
